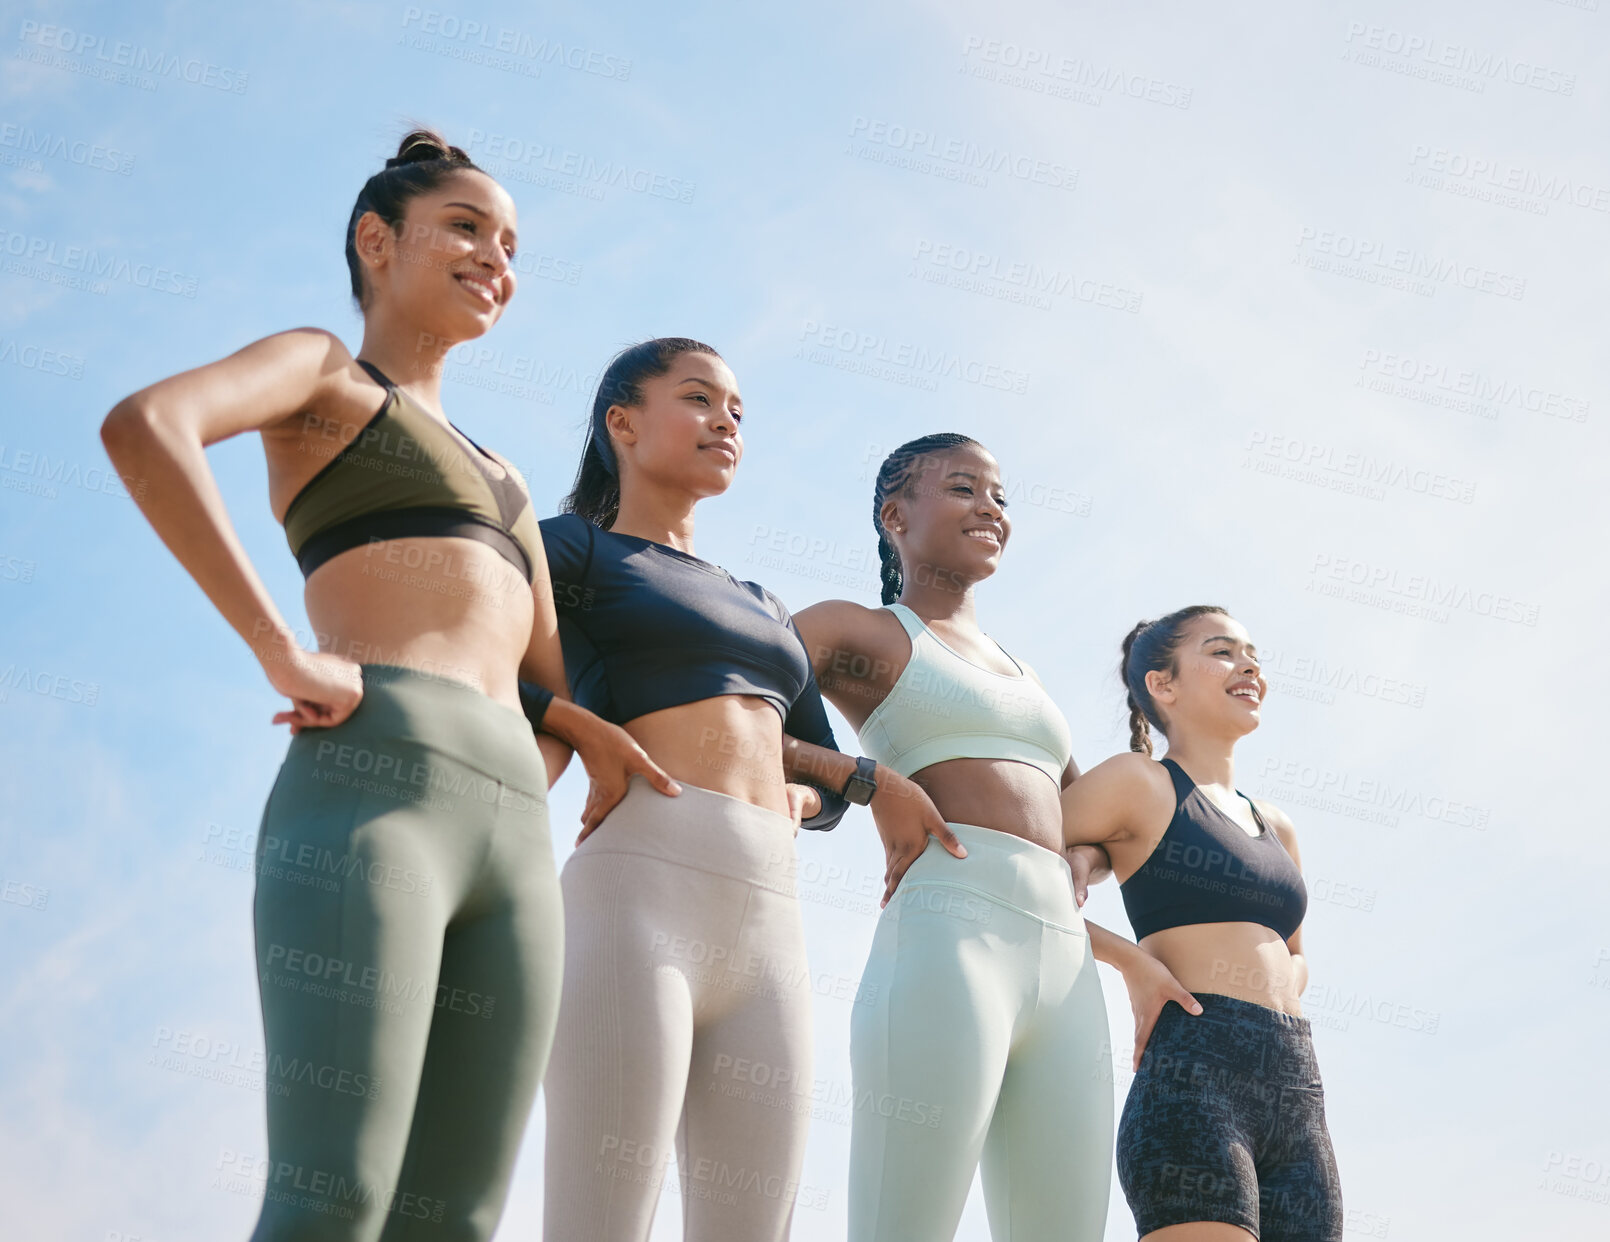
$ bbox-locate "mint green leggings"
[849,822,1113,1242]
[249,664,563,1242]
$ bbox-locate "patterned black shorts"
[1116,993,1343,1240]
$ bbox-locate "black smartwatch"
[838,755,878,805]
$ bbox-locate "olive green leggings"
[249,663,563,1242]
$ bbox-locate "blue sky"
[2,1,1607,1239]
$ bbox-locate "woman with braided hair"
[792,434,1193,1241]
[1060,606,1344,1241]
[101,129,675,1241]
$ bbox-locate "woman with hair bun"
[101,129,674,1242]
[537,338,955,1242]
[791,433,1193,1242]
[1061,606,1344,1241]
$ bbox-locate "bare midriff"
[1139,922,1304,1016]
[909,756,1063,853]
[300,539,533,709]
[623,694,794,819]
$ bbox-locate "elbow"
[100,395,157,468]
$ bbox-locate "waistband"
[570,773,800,896]
[286,662,547,798]
[899,821,1082,933]
[1146,992,1321,1086]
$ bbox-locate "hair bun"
[385,128,465,169]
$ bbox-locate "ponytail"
[1120,621,1154,755]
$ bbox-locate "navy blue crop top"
[1120,758,1307,941]
[539,512,848,831]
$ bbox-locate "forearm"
[782,737,914,809]
[780,736,852,831]
[1086,920,1150,973]
[782,736,854,791]
[102,400,293,665]
[1064,842,1113,885]
[1288,951,1309,995]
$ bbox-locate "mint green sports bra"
[855,603,1073,785]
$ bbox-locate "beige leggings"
[543,775,814,1241]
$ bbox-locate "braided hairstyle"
[1120,604,1230,756]
[561,337,723,529]
[344,128,486,309]
[871,433,981,605]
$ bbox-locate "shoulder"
[264,326,353,364]
[1061,751,1175,845]
[793,598,907,668]
[793,597,883,633]
[793,597,907,643]
[539,511,586,534]
[538,513,597,569]
[259,327,357,392]
[1088,750,1175,797]
[215,328,355,402]
[255,329,385,426]
[539,512,593,540]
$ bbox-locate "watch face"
[841,756,878,804]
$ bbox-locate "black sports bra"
[282,360,543,581]
[1119,758,1307,941]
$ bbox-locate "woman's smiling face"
[882,441,1010,591]
[357,168,520,340]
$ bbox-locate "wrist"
[251,620,300,669]
[538,696,589,744]
[1100,935,1149,975]
[866,763,899,804]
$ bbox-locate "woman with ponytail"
[791,434,1188,1242]
[537,339,951,1241]
[1061,607,1344,1241]
[100,129,672,1242]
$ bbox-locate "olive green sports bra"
[282,360,542,582]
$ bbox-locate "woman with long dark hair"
[791,434,1197,1242]
[537,338,957,1241]
[100,130,672,1242]
[1061,605,1343,1241]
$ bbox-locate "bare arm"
[1059,751,1175,852]
[513,514,583,784]
[1262,802,1310,995]
[792,598,905,732]
[1058,755,1114,906]
[1062,753,1203,1065]
[100,327,364,726]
